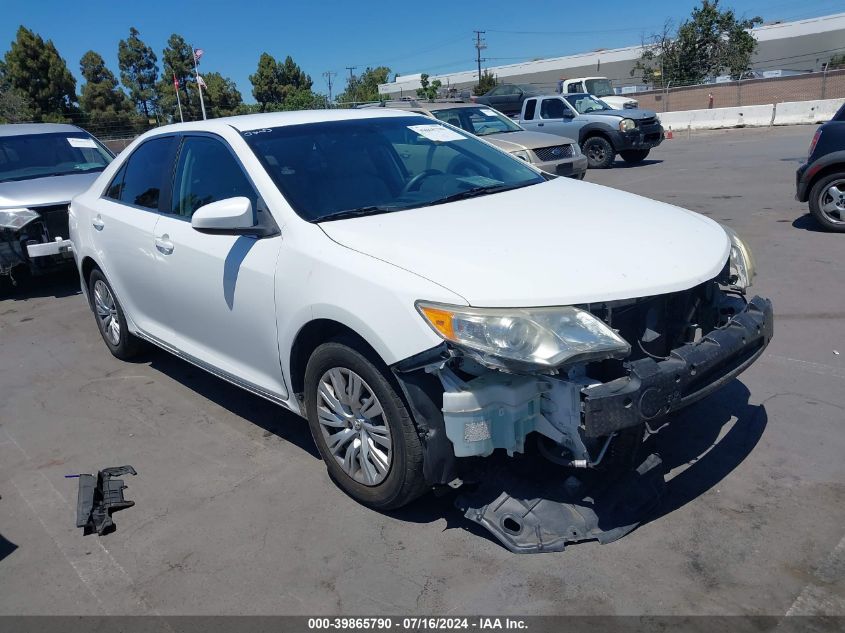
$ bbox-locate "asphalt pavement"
[0,124,843,616]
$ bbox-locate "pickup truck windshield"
[564,95,612,114]
[430,106,522,136]
[242,116,544,222]
[0,132,113,183]
[584,79,613,97]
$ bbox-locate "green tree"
[473,69,497,96]
[249,53,314,111]
[0,59,34,123]
[829,53,845,70]
[118,27,159,119]
[416,73,442,100]
[203,71,244,117]
[633,1,763,87]
[79,51,132,114]
[3,26,76,118]
[335,66,390,104]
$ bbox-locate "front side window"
[171,136,257,218]
[0,132,112,183]
[540,99,566,119]
[117,136,175,210]
[242,116,543,222]
[564,95,612,114]
[431,107,521,137]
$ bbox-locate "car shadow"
[142,346,320,460]
[791,214,827,232]
[1,268,81,301]
[611,158,664,169]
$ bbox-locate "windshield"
[242,116,544,222]
[430,106,522,136]
[564,94,612,114]
[0,132,113,183]
[584,79,613,97]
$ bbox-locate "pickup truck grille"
[533,144,573,162]
[638,117,657,126]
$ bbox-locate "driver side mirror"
[562,108,575,118]
[191,197,257,234]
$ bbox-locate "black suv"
[796,101,845,232]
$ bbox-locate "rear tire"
[620,149,650,164]
[808,172,845,232]
[88,269,143,360]
[304,340,427,509]
[582,136,615,169]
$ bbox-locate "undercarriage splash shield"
[456,453,665,553]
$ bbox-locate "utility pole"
[323,70,337,104]
[474,30,487,87]
[346,66,357,82]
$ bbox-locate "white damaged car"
[69,110,772,551]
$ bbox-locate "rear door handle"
[92,215,104,230]
[154,235,174,255]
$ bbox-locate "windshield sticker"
[480,109,498,117]
[457,175,502,188]
[408,124,467,142]
[67,137,98,149]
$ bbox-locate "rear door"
[93,135,177,340]
[152,134,287,397]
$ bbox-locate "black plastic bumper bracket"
[75,465,137,535]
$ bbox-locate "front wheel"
[581,136,615,169]
[620,149,650,164]
[808,172,845,232]
[88,269,143,360]
[304,340,426,509]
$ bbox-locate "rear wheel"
[582,136,615,169]
[620,149,650,164]
[808,172,845,232]
[304,340,426,509]
[88,269,142,359]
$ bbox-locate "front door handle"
[537,122,544,126]
[155,235,174,255]
[92,215,104,231]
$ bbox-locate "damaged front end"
[392,267,773,553]
[0,205,73,283]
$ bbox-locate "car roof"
[144,108,425,137]
[0,123,86,137]
[369,101,487,113]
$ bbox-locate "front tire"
[88,269,142,360]
[304,340,426,509]
[582,136,615,169]
[808,172,845,232]
[620,149,650,164]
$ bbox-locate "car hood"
[587,108,657,120]
[319,178,731,307]
[485,130,577,152]
[0,172,101,209]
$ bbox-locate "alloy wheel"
[818,179,845,225]
[316,367,392,486]
[93,280,121,345]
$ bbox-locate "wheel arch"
[579,124,616,147]
[806,162,845,201]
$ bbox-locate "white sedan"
[69,109,771,538]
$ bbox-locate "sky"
[2,0,843,103]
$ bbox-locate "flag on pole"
[194,48,204,63]
[196,75,207,90]
[172,72,179,91]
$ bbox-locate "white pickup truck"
[559,77,638,110]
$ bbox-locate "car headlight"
[723,226,756,291]
[416,302,631,370]
[619,118,636,132]
[510,149,532,162]
[0,208,40,230]
[570,143,581,156]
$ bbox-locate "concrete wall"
[657,98,843,131]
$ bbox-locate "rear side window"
[105,163,127,200]
[171,136,257,219]
[117,136,175,210]
[540,99,565,119]
[523,99,537,121]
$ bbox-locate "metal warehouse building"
[378,12,845,98]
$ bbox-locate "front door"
[152,134,286,398]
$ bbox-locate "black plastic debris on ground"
[456,453,665,554]
[74,466,137,535]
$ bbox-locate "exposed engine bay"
[0,205,73,283]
